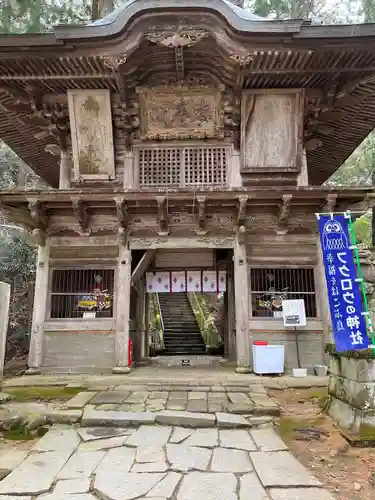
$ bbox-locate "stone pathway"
[0,424,334,500]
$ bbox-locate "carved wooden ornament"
[68,89,115,182]
[136,85,224,140]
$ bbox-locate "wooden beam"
[32,228,45,247]
[278,194,293,227]
[131,250,156,286]
[237,195,248,226]
[71,197,90,236]
[114,195,129,244]
[195,195,207,236]
[156,196,169,236]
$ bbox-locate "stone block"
[132,461,168,473]
[329,375,375,410]
[328,397,361,432]
[216,413,251,429]
[81,408,155,427]
[169,392,188,399]
[45,410,82,424]
[0,450,72,496]
[95,446,136,475]
[188,392,207,400]
[125,391,150,404]
[186,401,207,413]
[34,494,95,500]
[211,448,253,473]
[250,451,321,488]
[155,411,215,428]
[177,472,237,500]
[149,392,168,399]
[0,393,12,403]
[65,392,96,409]
[136,447,165,464]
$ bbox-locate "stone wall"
[328,352,375,434]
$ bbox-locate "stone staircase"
[157,293,206,355]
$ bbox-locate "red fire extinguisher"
[128,338,133,368]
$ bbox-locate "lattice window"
[184,147,227,187]
[50,269,114,319]
[250,268,317,318]
[139,148,181,187]
[138,146,228,188]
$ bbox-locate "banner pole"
[346,210,375,348]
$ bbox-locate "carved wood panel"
[136,85,224,140]
[241,89,303,173]
[68,90,115,182]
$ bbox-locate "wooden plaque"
[137,85,224,140]
[68,89,115,181]
[241,89,303,172]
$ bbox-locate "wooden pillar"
[113,244,132,373]
[234,233,251,373]
[135,277,145,363]
[316,238,332,362]
[144,293,150,358]
[123,150,137,190]
[59,150,72,189]
[226,263,236,360]
[0,281,10,381]
[228,149,242,188]
[27,241,50,374]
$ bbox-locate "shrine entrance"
[130,246,235,363]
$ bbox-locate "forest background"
[1,0,375,364]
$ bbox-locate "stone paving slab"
[77,427,132,442]
[177,472,237,500]
[216,413,250,428]
[240,473,268,500]
[250,451,322,488]
[65,392,96,409]
[0,450,28,480]
[250,429,288,452]
[57,450,106,480]
[269,488,335,500]
[0,450,72,495]
[219,429,257,451]
[0,422,333,500]
[91,391,130,405]
[32,428,80,452]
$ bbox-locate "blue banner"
[317,214,369,352]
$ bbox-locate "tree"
[92,0,114,21]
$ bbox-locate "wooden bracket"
[32,228,46,247]
[114,196,129,245]
[195,195,207,236]
[156,196,169,236]
[28,199,48,229]
[71,197,91,236]
[322,193,337,213]
[237,195,248,227]
[278,194,293,227]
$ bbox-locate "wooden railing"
[188,292,219,346]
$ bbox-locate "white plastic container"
[293,368,307,377]
[252,344,285,375]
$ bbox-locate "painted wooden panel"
[68,89,115,182]
[241,89,303,172]
[154,249,214,268]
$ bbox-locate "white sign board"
[282,299,306,327]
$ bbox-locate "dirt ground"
[271,388,375,500]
